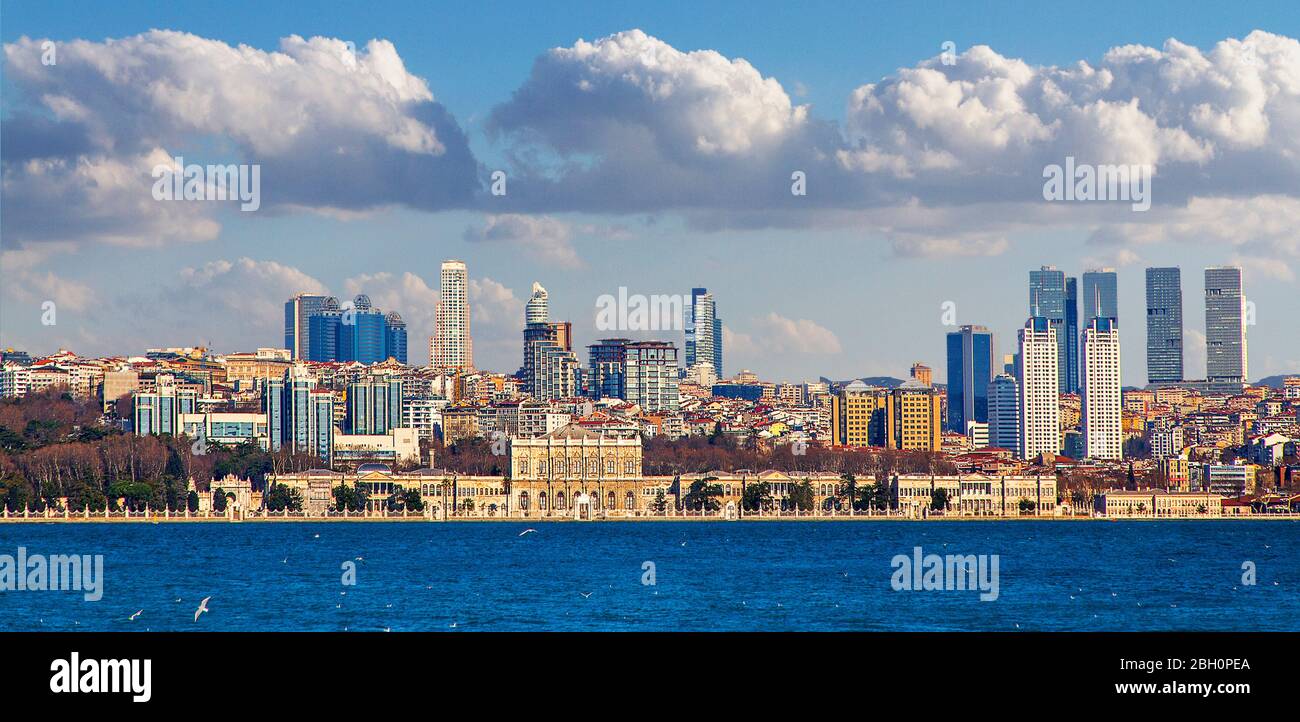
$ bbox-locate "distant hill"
[1255,374,1300,389]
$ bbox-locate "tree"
[1018,497,1036,514]
[930,487,950,512]
[186,490,199,512]
[333,484,369,512]
[650,490,667,514]
[838,472,859,511]
[742,480,772,512]
[212,490,228,513]
[787,479,815,511]
[683,476,723,512]
[264,484,303,512]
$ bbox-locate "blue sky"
[2,1,1298,384]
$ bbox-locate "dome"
[352,294,372,311]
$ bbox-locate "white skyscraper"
[525,282,549,325]
[1017,317,1060,461]
[1081,317,1122,460]
[430,260,472,370]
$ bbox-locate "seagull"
[519,529,537,536]
[281,557,287,564]
[355,556,364,561]
[194,596,211,622]
[386,603,393,608]
[313,533,320,539]
[449,622,458,628]
[580,592,592,599]
[129,610,143,621]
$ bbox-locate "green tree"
[186,490,199,513]
[650,490,668,514]
[1018,497,1036,514]
[683,476,723,512]
[838,472,859,511]
[742,481,772,512]
[930,487,950,512]
[787,479,815,511]
[212,490,228,513]
[265,484,303,512]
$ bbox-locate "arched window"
[519,491,530,511]
[557,491,567,511]
[607,491,616,509]
[592,492,601,510]
[624,491,635,510]
[538,491,548,511]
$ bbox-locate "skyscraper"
[987,373,1020,456]
[1029,267,1077,394]
[1145,267,1183,384]
[685,288,722,379]
[587,338,679,411]
[1017,316,1061,461]
[525,282,549,325]
[265,365,334,463]
[346,375,403,435]
[384,312,408,364]
[339,294,387,364]
[1205,266,1247,385]
[888,381,942,452]
[944,325,995,433]
[284,293,328,360]
[1082,268,1119,323]
[1081,317,1122,460]
[431,260,472,370]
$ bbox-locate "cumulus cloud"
[1,31,479,249]
[463,214,583,267]
[759,313,842,354]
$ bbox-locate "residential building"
[431,260,473,370]
[1081,316,1123,459]
[1018,316,1061,460]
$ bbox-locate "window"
[624,491,635,510]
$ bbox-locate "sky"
[2,0,1298,385]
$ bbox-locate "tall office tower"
[265,365,334,463]
[987,373,1020,456]
[685,288,722,379]
[909,363,933,387]
[338,295,387,364]
[346,375,403,435]
[1017,316,1061,461]
[1065,277,1079,393]
[284,293,329,359]
[1029,266,1077,394]
[384,312,408,364]
[1081,317,1122,460]
[307,297,342,362]
[587,338,680,411]
[431,260,472,370]
[133,376,197,436]
[945,325,995,433]
[1145,267,1183,384]
[830,380,890,446]
[1082,268,1119,323]
[888,381,943,451]
[1205,266,1247,384]
[525,282,549,325]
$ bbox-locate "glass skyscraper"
[588,338,680,411]
[346,376,403,435]
[284,293,329,360]
[1205,266,1247,384]
[1029,266,1078,394]
[304,295,406,364]
[1145,267,1183,384]
[264,366,333,463]
[1082,268,1119,323]
[944,324,994,433]
[685,288,723,379]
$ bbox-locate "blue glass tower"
[945,325,995,433]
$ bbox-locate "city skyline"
[3,3,1300,385]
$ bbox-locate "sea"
[0,520,1296,631]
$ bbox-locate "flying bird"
[194,596,211,622]
[519,529,537,536]
[129,610,143,621]
[580,592,592,599]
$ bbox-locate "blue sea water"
[0,520,1296,631]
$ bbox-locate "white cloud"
[759,313,842,354]
[463,214,583,267]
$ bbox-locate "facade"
[685,288,722,379]
[1204,266,1247,386]
[333,428,420,467]
[1096,490,1222,517]
[402,397,449,440]
[284,293,329,360]
[264,365,334,462]
[180,412,269,449]
[987,373,1020,455]
[431,260,473,370]
[1150,424,1185,459]
[1017,316,1061,460]
[966,421,989,449]
[945,324,995,433]
[134,376,198,436]
[384,312,408,365]
[1081,316,1123,459]
[1145,267,1183,384]
[509,424,646,517]
[893,474,1058,517]
[525,282,549,325]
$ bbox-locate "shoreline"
[0,514,1295,524]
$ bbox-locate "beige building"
[509,424,646,518]
[893,474,1058,517]
[1096,490,1223,517]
